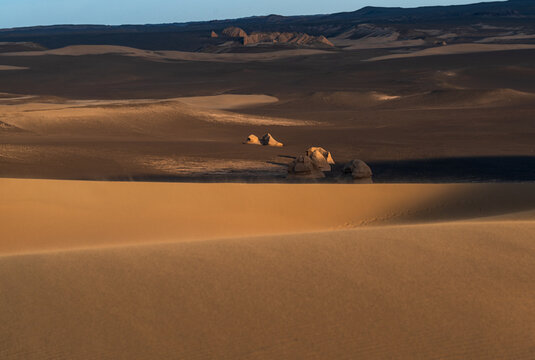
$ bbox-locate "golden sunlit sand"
[2,1,535,358]
[1,179,535,359]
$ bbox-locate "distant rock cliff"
[219,26,334,48]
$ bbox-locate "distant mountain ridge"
[0,0,534,51]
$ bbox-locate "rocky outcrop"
[317,36,335,47]
[343,159,373,179]
[243,133,283,146]
[306,147,335,165]
[309,150,331,171]
[222,27,247,38]
[261,133,283,147]
[220,27,334,48]
[244,32,334,47]
[287,155,325,179]
[243,134,262,145]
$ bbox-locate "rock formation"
[210,31,219,38]
[287,155,325,179]
[243,134,262,145]
[243,133,283,146]
[222,27,247,38]
[220,26,334,48]
[244,32,334,47]
[260,133,283,147]
[306,147,335,165]
[343,159,373,179]
[309,149,331,171]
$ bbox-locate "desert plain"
[1,1,535,358]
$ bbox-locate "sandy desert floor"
[1,44,535,182]
[1,179,535,359]
[1,26,535,359]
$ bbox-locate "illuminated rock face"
[244,32,334,47]
[243,134,262,145]
[220,27,334,48]
[306,147,335,165]
[260,133,283,147]
[221,27,248,38]
[309,150,332,172]
[243,133,283,147]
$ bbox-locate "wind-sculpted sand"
[1,44,331,63]
[1,179,535,359]
[366,43,535,61]
[0,94,312,136]
[1,179,534,254]
[0,65,28,70]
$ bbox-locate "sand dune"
[1,179,534,255]
[0,94,310,136]
[177,94,278,110]
[366,43,535,61]
[477,33,535,43]
[1,44,330,63]
[1,222,534,360]
[1,179,535,359]
[0,65,28,70]
[387,88,535,109]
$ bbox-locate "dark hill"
[0,0,534,51]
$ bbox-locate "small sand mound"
[261,133,283,147]
[306,147,335,165]
[243,134,262,145]
[344,159,373,179]
[287,155,325,179]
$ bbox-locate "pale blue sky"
[2,0,481,29]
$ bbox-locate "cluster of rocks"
[287,147,372,181]
[212,27,334,47]
[244,133,283,147]
[287,147,335,179]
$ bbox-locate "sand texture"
[0,65,27,70]
[1,45,331,63]
[366,43,535,61]
[1,179,535,359]
[1,7,535,357]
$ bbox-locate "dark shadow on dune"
[392,183,535,224]
[3,156,535,184]
[369,156,535,183]
[266,161,290,167]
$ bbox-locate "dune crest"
[366,43,535,61]
[1,179,534,255]
[0,65,28,70]
[1,44,330,63]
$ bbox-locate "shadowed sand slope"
[0,95,310,137]
[1,221,535,359]
[1,45,330,63]
[366,43,535,61]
